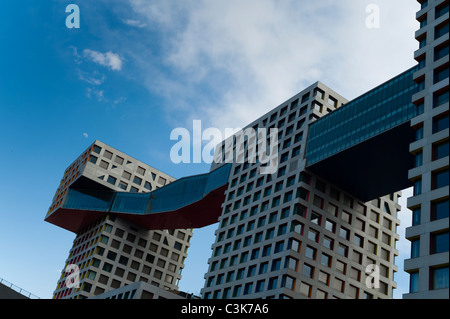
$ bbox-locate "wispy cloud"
[83,49,123,71]
[126,0,419,130]
[71,46,124,102]
[86,88,104,101]
[122,18,147,28]
[77,70,105,85]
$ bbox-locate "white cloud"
[86,88,104,101]
[113,97,127,104]
[122,18,147,28]
[127,0,420,131]
[77,70,105,85]
[128,0,187,27]
[83,49,123,71]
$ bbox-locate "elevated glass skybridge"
[305,66,419,201]
[46,164,232,232]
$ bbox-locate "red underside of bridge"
[45,185,228,233]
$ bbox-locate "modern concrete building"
[90,281,200,299]
[201,80,405,299]
[45,0,448,300]
[201,0,448,299]
[46,141,194,299]
[403,0,449,299]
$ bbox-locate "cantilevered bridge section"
[45,164,231,232]
[305,67,419,201]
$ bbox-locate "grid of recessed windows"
[203,85,399,299]
[54,215,192,299]
[246,181,395,297]
[86,143,173,194]
[205,89,324,298]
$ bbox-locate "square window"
[330,187,340,201]
[325,219,336,233]
[122,171,132,180]
[323,236,334,250]
[313,195,324,209]
[315,179,326,193]
[299,282,312,297]
[274,241,284,253]
[410,272,419,293]
[137,166,146,175]
[339,227,350,240]
[308,228,319,243]
[305,246,316,260]
[432,169,449,190]
[355,218,365,231]
[286,257,298,271]
[144,181,152,191]
[296,187,309,201]
[299,172,312,185]
[100,160,109,170]
[102,262,113,273]
[89,155,98,164]
[302,264,314,278]
[133,176,143,186]
[158,176,167,185]
[130,186,139,193]
[114,156,124,165]
[432,140,449,161]
[289,239,301,252]
[255,280,265,293]
[341,211,352,224]
[433,114,449,134]
[431,232,449,254]
[431,199,449,221]
[318,271,330,285]
[294,203,307,217]
[104,150,113,160]
[107,176,117,185]
[335,260,346,274]
[291,221,304,235]
[433,89,449,108]
[431,266,449,290]
[354,234,364,248]
[259,262,268,275]
[337,244,348,257]
[93,145,101,154]
[320,253,331,267]
[271,258,282,271]
[283,275,295,290]
[118,181,128,190]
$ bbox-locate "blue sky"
[0,0,419,298]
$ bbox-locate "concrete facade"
[201,83,401,299]
[404,0,449,299]
[90,281,199,299]
[50,141,193,299]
